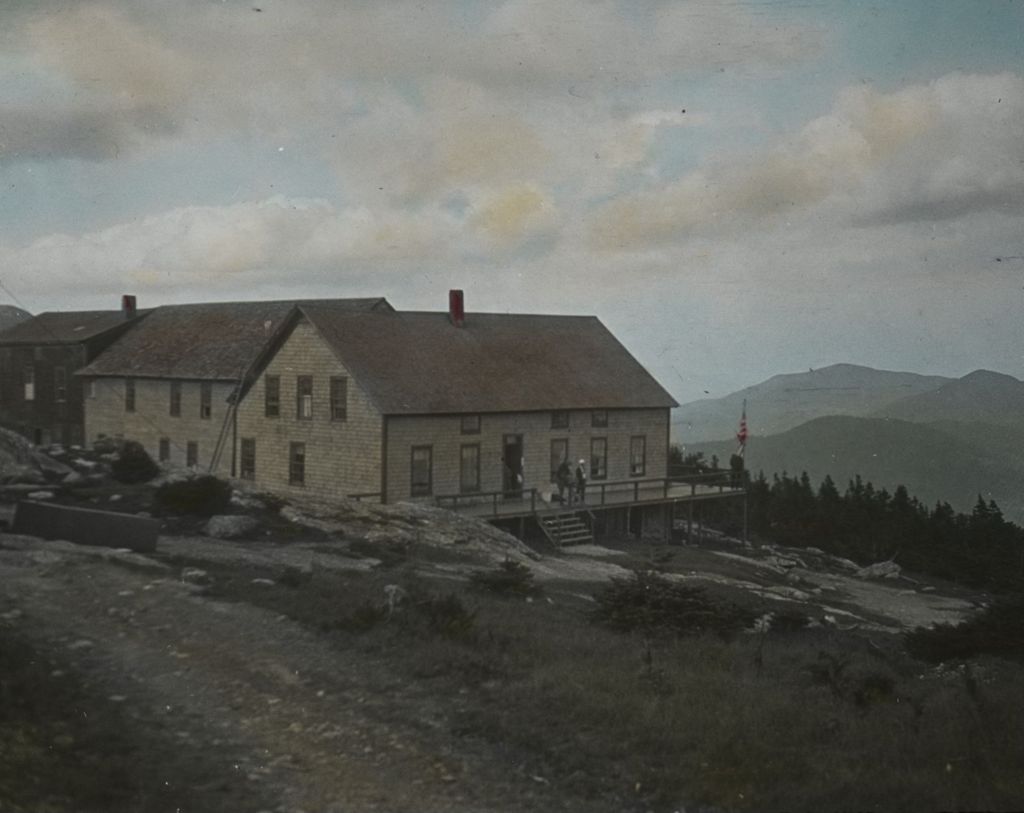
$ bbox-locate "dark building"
[0,297,148,447]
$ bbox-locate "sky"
[1,0,1022,404]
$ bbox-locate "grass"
[192,558,1024,812]
[0,626,269,813]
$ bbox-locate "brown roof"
[300,307,678,414]
[0,310,148,344]
[78,298,391,380]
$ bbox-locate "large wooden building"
[78,298,392,472]
[0,299,148,446]
[77,292,742,540]
[79,294,676,502]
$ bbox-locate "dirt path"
[0,534,568,813]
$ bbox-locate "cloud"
[0,4,196,163]
[0,197,465,298]
[468,184,561,247]
[0,1,821,165]
[590,71,1024,249]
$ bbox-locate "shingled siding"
[385,408,669,502]
[234,319,383,499]
[83,377,236,473]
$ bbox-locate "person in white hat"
[574,458,587,504]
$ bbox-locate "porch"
[434,471,745,521]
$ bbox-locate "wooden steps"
[540,511,593,547]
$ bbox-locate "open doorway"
[502,434,523,497]
[629,506,643,537]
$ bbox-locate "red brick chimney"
[448,289,465,327]
[121,294,137,319]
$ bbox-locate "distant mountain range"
[676,364,1024,521]
[672,363,952,443]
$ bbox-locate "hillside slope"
[673,364,950,443]
[687,415,1024,520]
[0,304,31,335]
[874,369,1024,427]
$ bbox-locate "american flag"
[736,400,748,455]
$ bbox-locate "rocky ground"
[0,434,995,811]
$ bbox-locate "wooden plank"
[12,500,159,553]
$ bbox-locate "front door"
[502,434,524,497]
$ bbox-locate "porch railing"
[434,471,743,518]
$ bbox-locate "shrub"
[154,475,232,516]
[330,601,389,633]
[470,559,541,597]
[906,595,1024,663]
[771,608,812,633]
[277,567,312,589]
[420,593,478,639]
[109,440,159,484]
[591,570,755,639]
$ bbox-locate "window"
[54,367,66,403]
[630,435,646,477]
[330,377,348,422]
[23,366,34,401]
[411,445,433,497]
[87,380,96,399]
[551,411,569,429]
[460,415,481,435]
[590,438,607,480]
[460,444,480,493]
[200,382,212,419]
[158,438,170,462]
[591,410,608,428]
[265,375,280,418]
[550,438,568,482]
[124,378,135,412]
[289,442,306,486]
[240,438,256,480]
[296,376,313,420]
[186,441,198,468]
[169,381,181,417]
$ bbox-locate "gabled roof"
[300,307,678,414]
[78,298,391,380]
[0,309,149,345]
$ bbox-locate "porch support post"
[743,490,749,547]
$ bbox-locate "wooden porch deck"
[435,475,745,520]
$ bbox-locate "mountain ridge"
[673,363,953,443]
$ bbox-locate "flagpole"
[737,399,749,546]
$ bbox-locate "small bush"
[771,608,812,633]
[330,601,389,633]
[591,570,755,639]
[277,567,312,589]
[109,440,159,484]
[906,595,1024,663]
[470,559,541,597]
[154,475,232,516]
[420,593,478,639]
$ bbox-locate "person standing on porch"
[556,459,571,503]
[575,459,587,504]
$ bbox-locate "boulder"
[181,567,212,586]
[0,426,73,482]
[856,560,901,580]
[0,464,47,486]
[204,514,260,539]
